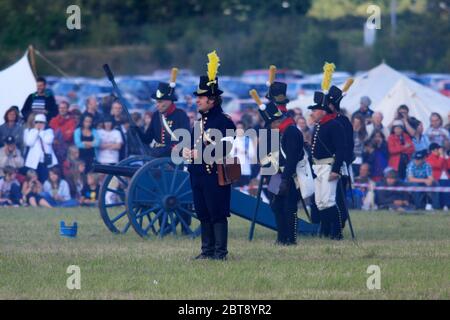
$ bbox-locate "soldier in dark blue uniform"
[325,85,354,227]
[135,80,191,233]
[136,82,190,158]
[308,94,346,240]
[255,91,304,245]
[183,73,236,260]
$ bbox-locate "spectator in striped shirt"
[21,77,58,122]
[406,150,440,210]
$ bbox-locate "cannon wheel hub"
[163,195,178,210]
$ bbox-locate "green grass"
[0,207,449,299]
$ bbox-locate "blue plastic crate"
[60,221,78,238]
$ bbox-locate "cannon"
[95,156,319,239]
[95,156,200,238]
[94,64,319,239]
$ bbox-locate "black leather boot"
[336,180,349,229]
[213,221,228,260]
[330,206,344,241]
[195,222,215,260]
[273,210,286,244]
[285,212,298,245]
[319,207,332,238]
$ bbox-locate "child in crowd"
[63,145,80,178]
[65,160,86,199]
[406,150,440,210]
[375,169,413,212]
[426,143,448,180]
[354,163,376,211]
[21,169,52,208]
[42,167,79,207]
[80,172,100,207]
[0,166,22,206]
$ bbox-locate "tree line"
[0,0,448,75]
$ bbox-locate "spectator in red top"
[62,145,80,178]
[426,143,448,181]
[49,100,77,164]
[387,120,415,179]
[49,101,77,143]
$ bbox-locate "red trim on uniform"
[319,113,337,125]
[277,105,288,113]
[165,104,176,116]
[278,117,295,134]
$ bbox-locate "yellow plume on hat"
[342,78,354,93]
[249,89,263,107]
[268,65,277,85]
[169,67,178,89]
[321,62,336,93]
[207,51,220,84]
[170,68,179,83]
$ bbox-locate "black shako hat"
[325,85,343,110]
[258,100,285,126]
[193,76,223,97]
[266,81,290,105]
[151,82,178,101]
[308,91,333,113]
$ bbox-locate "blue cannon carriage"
[94,156,319,239]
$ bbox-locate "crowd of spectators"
[0,77,133,208]
[1,77,449,212]
[344,99,450,212]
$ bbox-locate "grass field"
[0,207,449,300]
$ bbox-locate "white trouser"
[312,164,338,211]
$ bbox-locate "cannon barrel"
[93,164,138,177]
[103,64,151,156]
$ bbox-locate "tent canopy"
[340,63,450,128]
[375,78,450,128]
[0,51,36,124]
[289,63,450,128]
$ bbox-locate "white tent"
[340,63,450,128]
[287,94,314,111]
[375,78,450,128]
[0,51,36,124]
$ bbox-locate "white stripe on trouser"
[312,164,338,211]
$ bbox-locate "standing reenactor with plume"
[324,79,356,230]
[308,63,346,240]
[250,65,305,245]
[183,51,236,260]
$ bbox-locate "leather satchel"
[217,157,241,186]
[38,136,52,166]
